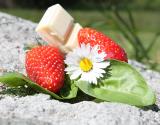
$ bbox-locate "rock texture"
[0,12,160,125]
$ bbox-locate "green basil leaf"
[59,75,78,99]
[75,60,156,106]
[0,72,78,100]
[23,76,63,99]
[0,72,27,87]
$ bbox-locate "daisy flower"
[65,44,110,84]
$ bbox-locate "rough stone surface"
[0,12,160,125]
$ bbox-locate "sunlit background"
[0,0,160,71]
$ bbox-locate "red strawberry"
[78,28,128,62]
[25,46,65,93]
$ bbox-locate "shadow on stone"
[61,90,95,104]
[142,104,160,112]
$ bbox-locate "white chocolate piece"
[36,4,74,45]
[37,28,61,48]
[65,23,82,51]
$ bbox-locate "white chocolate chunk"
[36,4,74,45]
[65,23,82,51]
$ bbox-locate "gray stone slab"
[0,12,160,125]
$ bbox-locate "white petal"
[65,56,79,66]
[80,72,88,81]
[99,52,107,59]
[80,44,86,54]
[90,73,98,84]
[89,77,96,84]
[75,47,82,58]
[90,51,105,63]
[84,44,91,57]
[65,66,79,72]
[70,70,82,80]
[92,77,97,84]
[91,45,99,54]
[93,62,110,69]
[93,67,106,74]
[93,52,106,62]
[80,71,98,84]
[80,44,89,57]
[91,71,103,78]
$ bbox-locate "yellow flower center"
[79,58,93,72]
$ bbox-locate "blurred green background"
[0,0,160,71]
